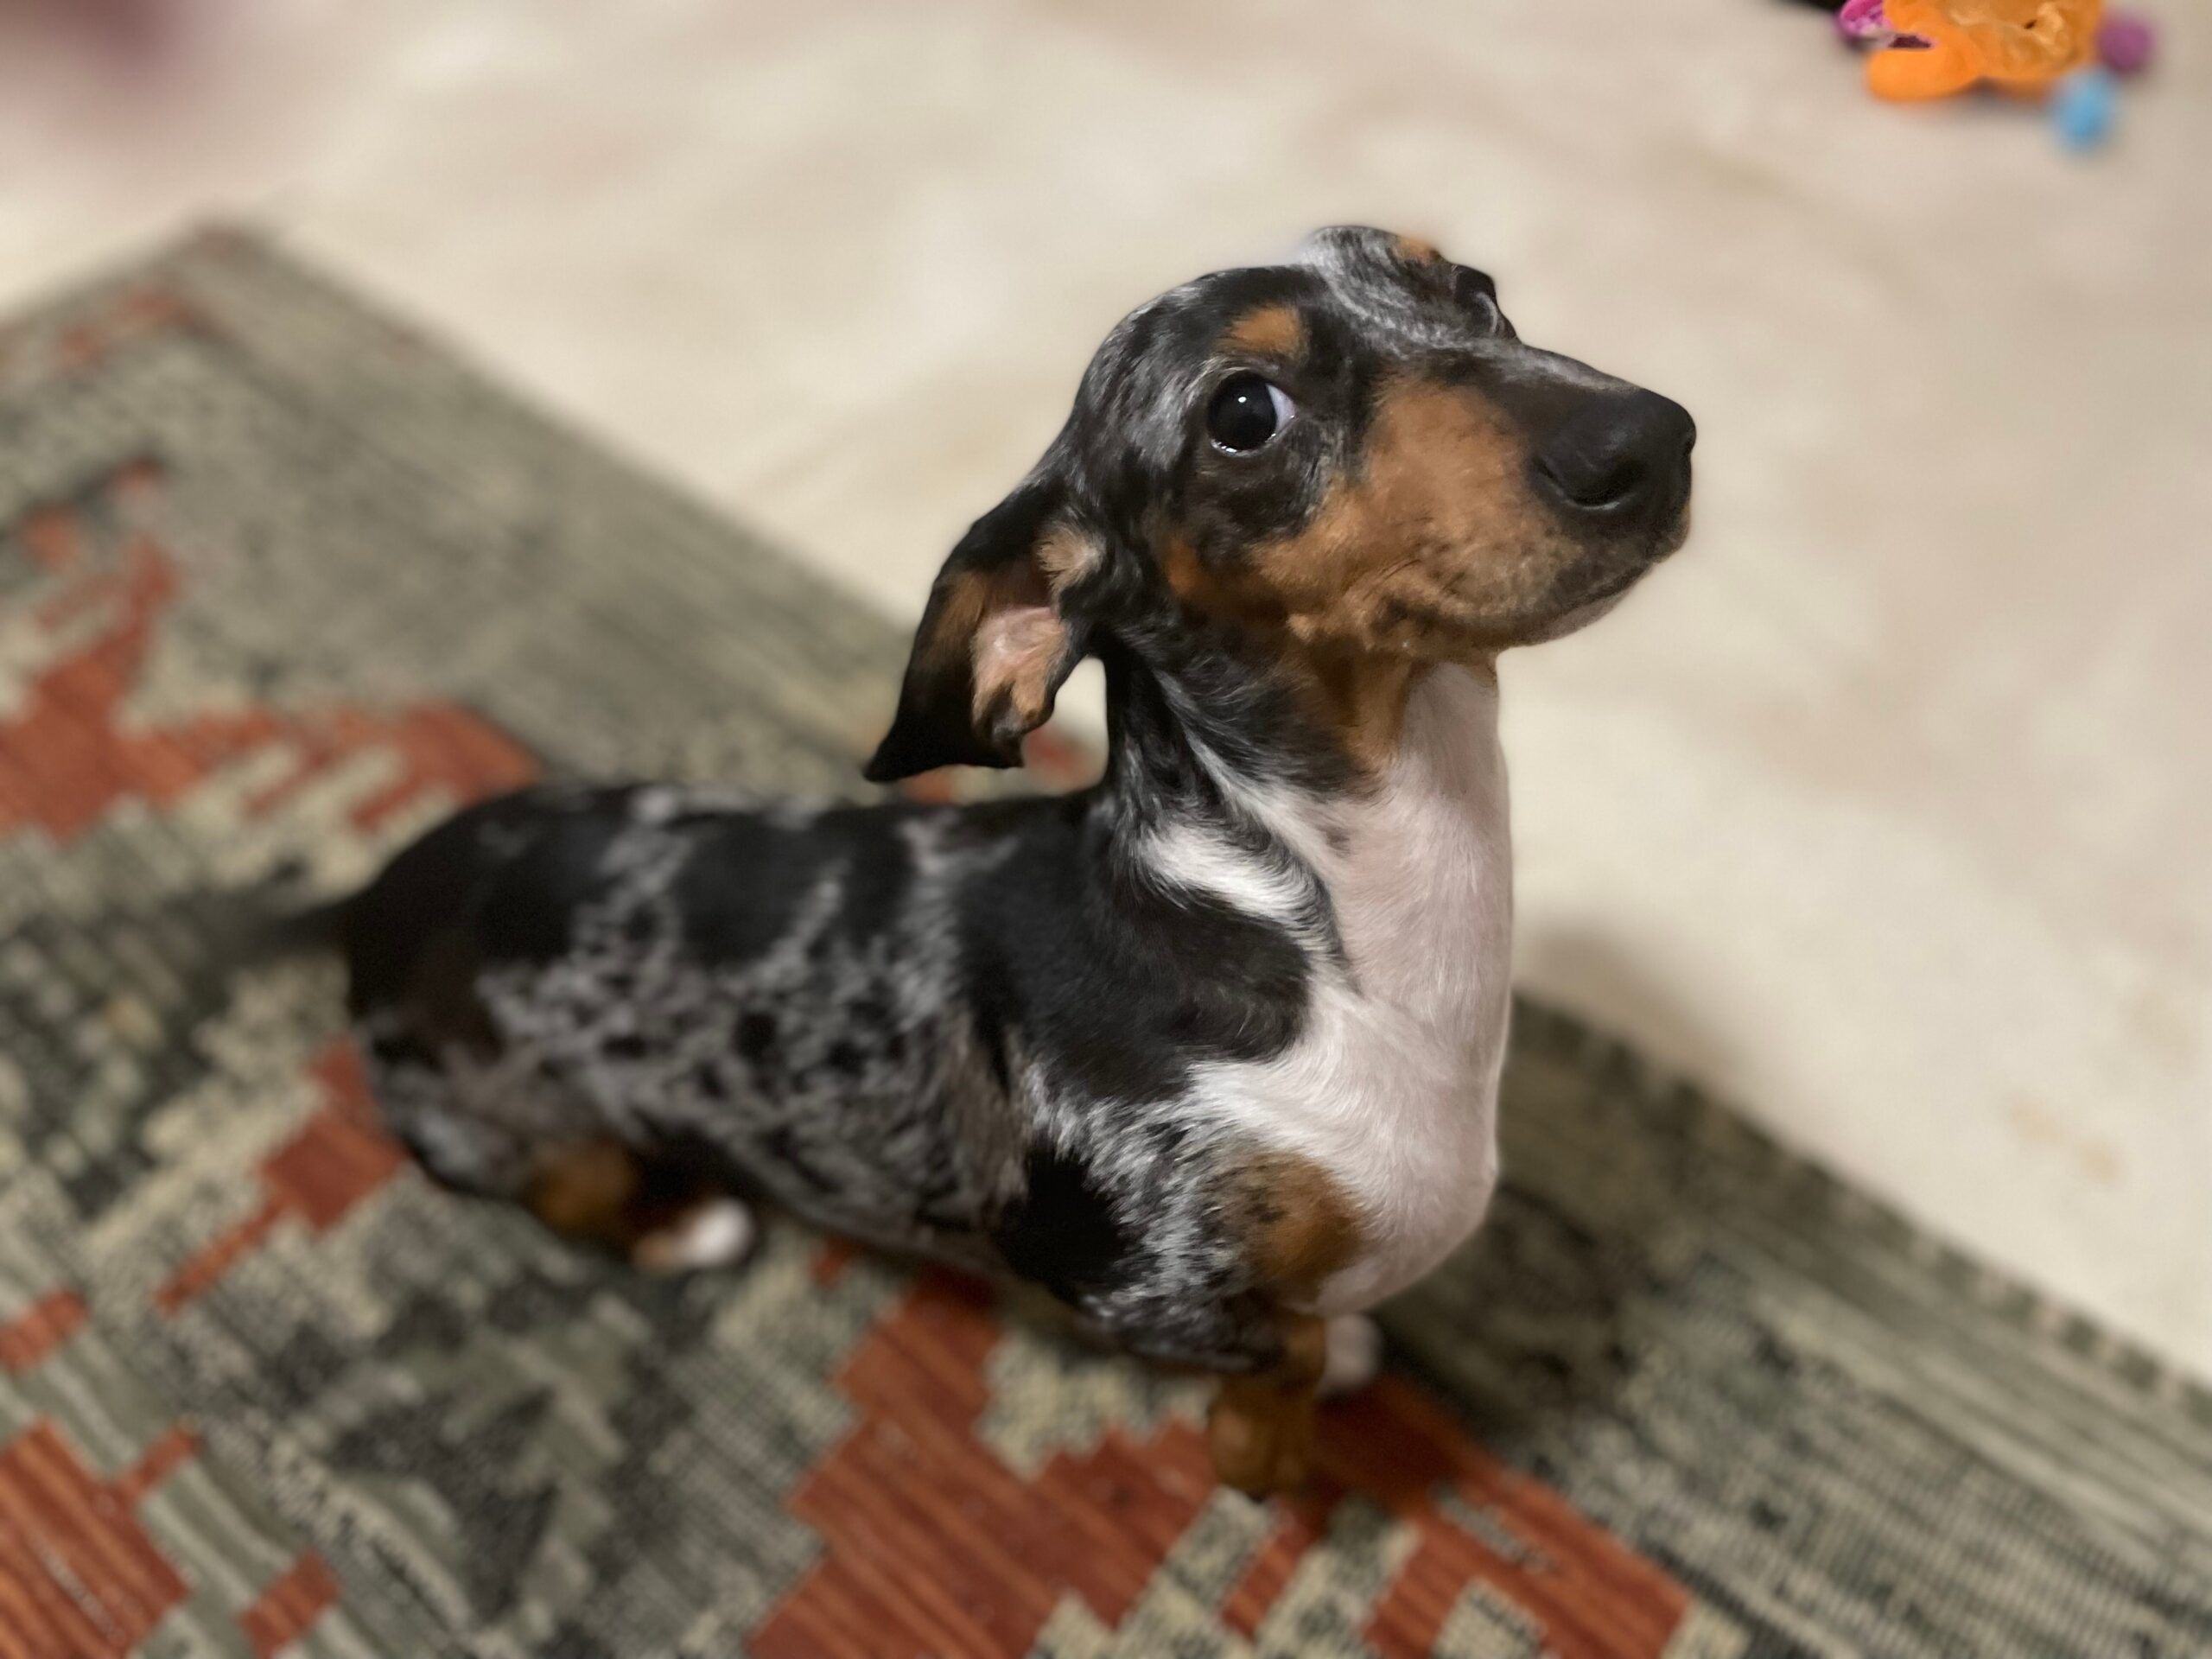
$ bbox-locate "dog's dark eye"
[1206,374,1295,453]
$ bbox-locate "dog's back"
[346,785,1027,1255]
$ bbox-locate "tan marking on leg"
[524,1138,747,1272]
[1200,1159,1366,1491]
[1208,1312,1327,1495]
[1223,304,1305,359]
[524,1137,641,1246]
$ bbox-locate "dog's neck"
[1090,640,1512,1032]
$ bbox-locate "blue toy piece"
[2050,66,2119,151]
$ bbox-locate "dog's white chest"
[1188,665,1515,1314]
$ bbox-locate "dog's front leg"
[1204,1309,1328,1497]
[1090,1294,1332,1497]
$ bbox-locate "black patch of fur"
[759,1126,835,1195]
[991,1145,1133,1301]
[734,1012,779,1064]
[347,790,621,1027]
[472,804,626,966]
[671,817,810,963]
[945,791,1313,1109]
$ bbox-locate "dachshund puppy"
[340,226,1694,1494]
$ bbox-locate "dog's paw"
[1208,1380,1316,1497]
[632,1198,757,1274]
[1319,1313,1382,1398]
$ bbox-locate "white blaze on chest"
[1176,664,1515,1314]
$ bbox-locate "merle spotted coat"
[340,227,1695,1492]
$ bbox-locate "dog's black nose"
[1532,389,1695,518]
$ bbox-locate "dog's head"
[866,226,1694,781]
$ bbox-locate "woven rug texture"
[1,231,2209,1659]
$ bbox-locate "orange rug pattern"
[3,232,2209,1659]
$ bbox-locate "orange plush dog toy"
[1867,0,2104,99]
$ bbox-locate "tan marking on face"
[1236,1149,1364,1297]
[1306,650,1416,774]
[1158,536,1414,776]
[1223,303,1304,359]
[1158,378,1581,772]
[1159,531,1273,624]
[1249,378,1577,658]
[1393,234,1442,264]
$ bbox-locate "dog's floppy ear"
[863,477,1101,783]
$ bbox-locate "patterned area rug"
[3,231,2209,1659]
